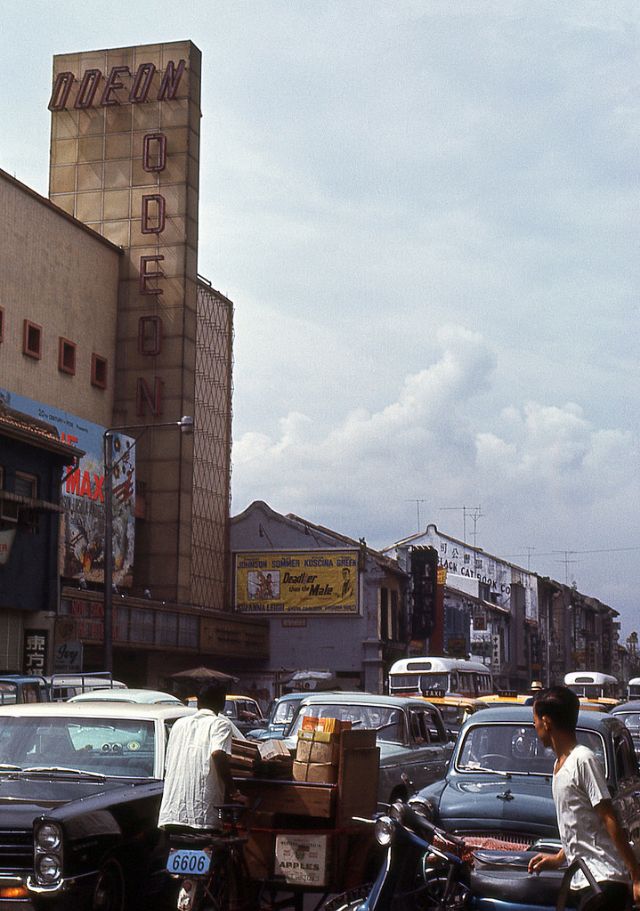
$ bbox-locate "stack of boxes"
[293,717,352,784]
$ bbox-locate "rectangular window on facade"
[15,472,37,499]
[380,587,389,642]
[0,307,4,342]
[23,320,42,359]
[58,337,76,375]
[91,353,108,389]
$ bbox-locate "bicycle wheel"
[201,860,229,911]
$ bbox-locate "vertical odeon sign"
[49,42,201,597]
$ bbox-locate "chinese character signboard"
[0,388,135,586]
[235,551,358,615]
[24,629,48,675]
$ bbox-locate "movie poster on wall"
[0,388,135,586]
[235,551,359,615]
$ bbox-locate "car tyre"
[92,859,125,911]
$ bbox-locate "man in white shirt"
[158,681,244,831]
[528,685,640,910]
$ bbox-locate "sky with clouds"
[2,1,639,637]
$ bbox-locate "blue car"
[246,692,308,741]
[409,705,640,852]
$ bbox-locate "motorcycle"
[322,801,609,911]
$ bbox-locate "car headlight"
[374,816,395,846]
[36,823,62,851]
[35,855,62,884]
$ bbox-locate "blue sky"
[2,1,639,638]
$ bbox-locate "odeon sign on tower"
[48,41,203,600]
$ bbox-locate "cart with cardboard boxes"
[232,716,380,910]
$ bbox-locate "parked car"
[0,701,193,910]
[415,690,488,737]
[409,705,640,852]
[67,688,183,705]
[0,675,48,704]
[611,700,640,759]
[46,673,127,701]
[285,692,454,804]
[246,691,308,740]
[223,694,265,734]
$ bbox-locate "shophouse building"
[229,501,408,698]
[385,524,541,692]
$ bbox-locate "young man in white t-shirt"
[158,681,245,832]
[528,685,640,910]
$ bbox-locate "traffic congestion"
[0,662,639,911]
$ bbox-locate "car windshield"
[457,723,606,776]
[0,716,156,778]
[618,713,640,734]
[273,700,300,724]
[439,704,468,728]
[290,703,405,743]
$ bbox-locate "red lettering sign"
[100,65,130,106]
[136,378,164,417]
[139,255,165,295]
[157,59,186,100]
[74,69,102,110]
[48,72,75,111]
[141,194,166,234]
[129,63,156,103]
[142,133,167,172]
[138,316,163,356]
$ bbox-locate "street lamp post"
[102,416,194,673]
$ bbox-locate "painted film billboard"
[0,389,135,586]
[235,551,358,615]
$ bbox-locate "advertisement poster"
[0,388,135,586]
[235,551,358,615]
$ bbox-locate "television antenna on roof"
[439,505,483,547]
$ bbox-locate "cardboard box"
[293,760,338,784]
[274,833,331,887]
[258,739,291,760]
[296,735,339,766]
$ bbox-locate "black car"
[409,705,640,851]
[0,701,193,910]
[611,700,640,760]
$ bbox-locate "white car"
[68,688,183,705]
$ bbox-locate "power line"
[498,545,640,560]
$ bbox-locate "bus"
[627,677,640,701]
[388,657,493,700]
[564,671,620,706]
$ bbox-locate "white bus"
[388,657,493,700]
[564,671,619,701]
[627,677,640,701]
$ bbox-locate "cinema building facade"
[0,41,267,682]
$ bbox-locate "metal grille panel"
[191,281,233,610]
[0,829,32,872]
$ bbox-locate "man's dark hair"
[533,685,579,732]
[197,681,227,713]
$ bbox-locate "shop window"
[58,337,76,375]
[91,353,108,389]
[23,320,42,359]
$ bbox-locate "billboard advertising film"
[0,389,135,586]
[235,551,359,615]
